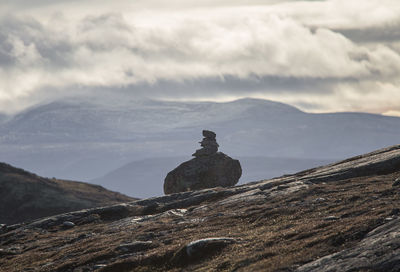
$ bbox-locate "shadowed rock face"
[1,145,400,272]
[164,130,241,194]
[0,162,135,225]
[164,152,242,194]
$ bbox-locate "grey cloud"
[1,0,325,10]
[58,75,348,107]
[0,2,399,116]
[80,13,132,32]
[0,17,41,65]
[2,12,399,79]
[333,23,400,44]
[1,0,82,9]
[0,32,14,66]
[0,16,74,68]
[128,76,341,97]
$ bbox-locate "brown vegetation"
[1,146,400,271]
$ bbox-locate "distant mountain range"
[0,96,399,197]
[91,156,333,198]
[0,162,135,225]
[0,113,7,124]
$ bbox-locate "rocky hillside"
[1,145,400,271]
[0,163,135,225]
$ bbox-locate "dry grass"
[1,171,400,272]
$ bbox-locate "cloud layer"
[0,0,399,115]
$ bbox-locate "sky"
[0,0,399,116]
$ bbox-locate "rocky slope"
[1,145,400,271]
[0,163,135,225]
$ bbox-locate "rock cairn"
[192,130,219,157]
[164,130,242,194]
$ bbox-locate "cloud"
[0,0,399,115]
[383,110,400,117]
[265,80,400,114]
[335,23,400,43]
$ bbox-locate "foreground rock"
[393,177,400,186]
[296,217,400,272]
[0,162,135,224]
[164,130,241,194]
[171,237,237,265]
[1,145,400,271]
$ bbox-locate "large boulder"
[164,152,242,194]
[164,130,242,194]
[164,130,241,194]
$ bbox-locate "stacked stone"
[192,130,219,157]
[164,129,242,194]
